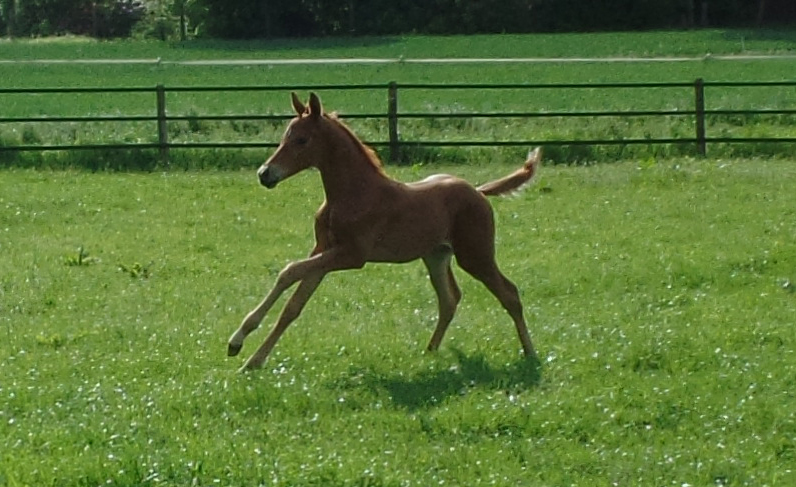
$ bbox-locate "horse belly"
[368,205,451,263]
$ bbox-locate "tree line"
[1,0,794,40]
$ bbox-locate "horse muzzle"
[258,166,280,189]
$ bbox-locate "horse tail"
[477,147,542,197]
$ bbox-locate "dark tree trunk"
[756,0,767,26]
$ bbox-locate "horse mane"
[324,113,386,175]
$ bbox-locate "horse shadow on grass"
[343,349,542,411]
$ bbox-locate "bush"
[132,11,175,40]
[0,0,144,38]
[94,0,145,38]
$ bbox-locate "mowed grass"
[1,29,796,166]
[1,157,795,486]
[1,28,795,61]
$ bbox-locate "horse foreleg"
[229,246,365,361]
[423,249,462,352]
[228,258,319,357]
[230,210,328,355]
[239,272,324,371]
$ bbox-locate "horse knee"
[275,261,301,289]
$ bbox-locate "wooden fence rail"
[1,79,795,163]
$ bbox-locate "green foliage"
[2,0,794,40]
[533,0,653,31]
[35,332,66,348]
[63,245,95,266]
[118,261,151,278]
[185,0,795,38]
[4,148,164,171]
[1,0,144,38]
[20,124,41,145]
[132,0,176,40]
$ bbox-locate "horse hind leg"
[489,272,536,358]
[423,247,462,352]
[452,218,537,358]
[463,260,536,357]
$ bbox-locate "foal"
[228,92,542,371]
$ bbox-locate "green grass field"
[2,156,795,486]
[2,30,796,485]
[1,28,795,60]
[1,29,796,167]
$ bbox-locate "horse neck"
[316,126,390,205]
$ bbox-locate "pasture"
[2,29,796,485]
[1,29,796,167]
[1,157,795,486]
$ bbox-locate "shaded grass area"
[1,160,794,485]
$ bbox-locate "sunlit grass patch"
[1,158,795,485]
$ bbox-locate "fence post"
[156,84,169,164]
[694,78,706,157]
[387,81,400,163]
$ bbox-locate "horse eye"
[295,136,309,146]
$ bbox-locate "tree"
[3,0,793,40]
[0,0,144,37]
[0,0,16,37]
[173,0,186,39]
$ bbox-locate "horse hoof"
[227,343,242,357]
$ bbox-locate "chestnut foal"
[228,92,541,371]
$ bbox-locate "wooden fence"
[1,79,795,163]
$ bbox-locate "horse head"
[257,92,326,189]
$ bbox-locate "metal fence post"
[387,81,399,163]
[156,84,169,163]
[694,78,706,156]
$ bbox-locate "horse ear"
[308,92,323,118]
[291,92,306,116]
